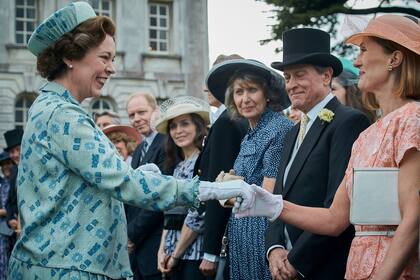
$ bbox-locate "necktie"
[297,114,309,147]
[140,141,148,162]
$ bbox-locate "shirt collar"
[210,105,226,124]
[39,81,80,106]
[306,93,334,122]
[144,130,158,146]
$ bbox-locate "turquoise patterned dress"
[8,82,199,280]
[227,109,293,280]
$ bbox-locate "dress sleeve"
[47,104,199,211]
[394,111,420,166]
[184,208,205,234]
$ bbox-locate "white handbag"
[350,168,401,225]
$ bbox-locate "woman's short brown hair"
[37,16,116,81]
[363,37,420,110]
[226,70,286,118]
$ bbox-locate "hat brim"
[103,125,141,145]
[271,53,343,77]
[155,110,210,134]
[206,59,273,104]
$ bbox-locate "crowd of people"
[0,1,418,280]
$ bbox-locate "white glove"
[233,184,283,222]
[137,163,161,174]
[198,180,255,211]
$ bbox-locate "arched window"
[90,97,115,114]
[15,93,37,129]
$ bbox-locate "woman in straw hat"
[226,14,420,279]
[154,96,209,279]
[9,2,252,279]
[103,125,141,165]
[206,59,293,280]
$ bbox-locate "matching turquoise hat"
[28,1,96,56]
[338,57,359,76]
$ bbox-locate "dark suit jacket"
[126,133,168,277]
[6,165,18,223]
[194,110,248,256]
[266,98,370,279]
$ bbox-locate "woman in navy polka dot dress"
[209,59,293,280]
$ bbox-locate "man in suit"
[197,54,248,279]
[126,92,167,280]
[4,128,23,237]
[264,28,370,279]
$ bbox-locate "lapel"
[275,125,299,193]
[283,98,340,196]
[140,133,162,165]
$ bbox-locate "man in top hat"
[265,28,370,279]
[3,128,23,237]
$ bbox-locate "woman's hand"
[216,169,244,182]
[166,255,180,271]
[198,180,255,211]
[234,184,283,222]
[0,208,6,218]
[157,249,171,274]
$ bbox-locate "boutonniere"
[318,108,335,123]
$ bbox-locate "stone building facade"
[0,0,209,148]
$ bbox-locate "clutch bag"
[350,167,400,225]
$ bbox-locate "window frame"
[15,92,37,129]
[15,0,39,45]
[89,97,116,115]
[90,0,114,18]
[148,2,171,53]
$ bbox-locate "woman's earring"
[266,99,270,103]
[387,64,393,72]
[69,64,73,69]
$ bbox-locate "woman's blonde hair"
[107,131,137,156]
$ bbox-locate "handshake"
[198,170,284,222]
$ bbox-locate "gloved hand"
[216,170,244,207]
[215,169,244,182]
[137,163,161,174]
[198,180,255,211]
[233,184,283,222]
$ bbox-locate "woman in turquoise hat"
[8,2,252,279]
[332,57,376,122]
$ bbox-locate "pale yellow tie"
[298,114,309,146]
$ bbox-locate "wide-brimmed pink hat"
[346,14,420,55]
[103,125,141,145]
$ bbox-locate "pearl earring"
[69,64,73,69]
[387,65,393,72]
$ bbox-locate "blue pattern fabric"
[227,109,293,280]
[164,153,205,260]
[8,81,200,279]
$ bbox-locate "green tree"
[259,0,420,56]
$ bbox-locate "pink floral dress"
[344,102,420,280]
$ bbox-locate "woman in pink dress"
[228,14,420,279]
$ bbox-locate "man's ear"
[323,67,334,87]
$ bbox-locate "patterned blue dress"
[164,153,205,261]
[8,82,200,280]
[227,109,293,280]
